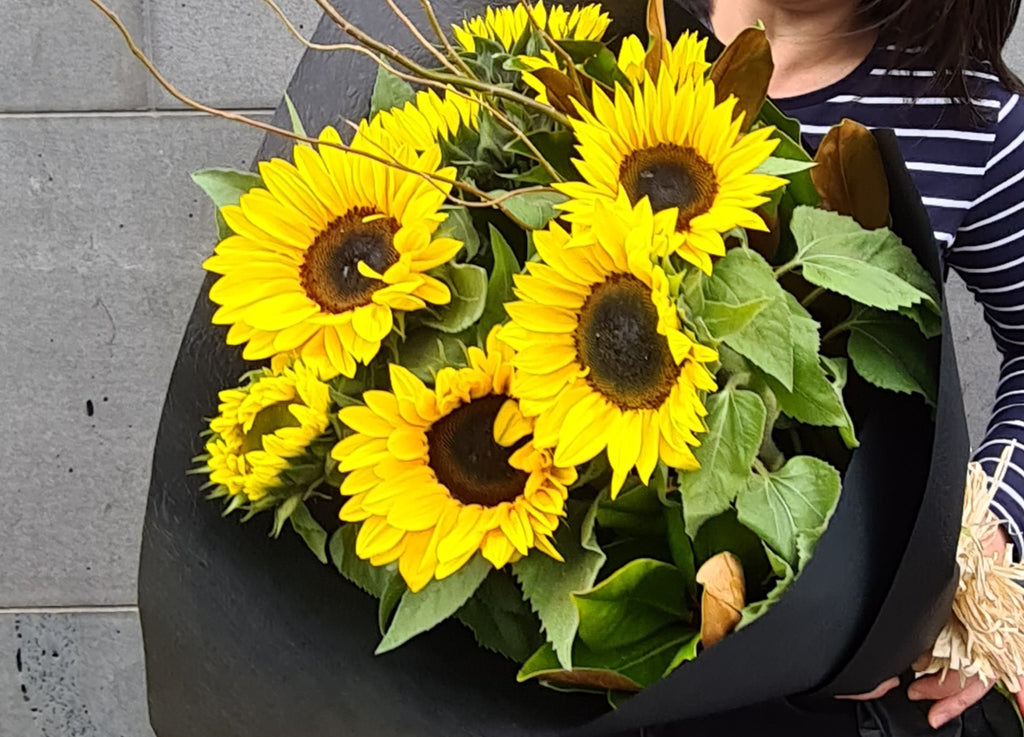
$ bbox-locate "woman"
[683,0,1024,728]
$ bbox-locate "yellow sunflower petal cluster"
[555,71,786,274]
[368,87,480,150]
[204,124,462,380]
[332,330,577,593]
[501,199,719,497]
[453,1,610,53]
[616,31,710,85]
[207,361,332,502]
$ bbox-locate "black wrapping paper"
[139,3,971,735]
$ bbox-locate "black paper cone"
[139,3,970,735]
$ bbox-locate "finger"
[907,673,968,702]
[929,677,992,729]
[836,677,902,701]
[1014,682,1024,717]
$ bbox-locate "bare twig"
[382,0,462,75]
[417,0,476,78]
[516,0,586,94]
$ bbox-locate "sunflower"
[206,361,332,503]
[332,330,576,593]
[555,72,786,274]
[368,87,480,150]
[453,1,610,54]
[501,200,719,496]
[203,124,462,379]
[616,31,710,85]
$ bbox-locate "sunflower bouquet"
[189,0,941,700]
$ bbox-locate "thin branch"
[516,0,585,94]
[418,0,477,78]
[382,0,462,75]
[260,0,352,51]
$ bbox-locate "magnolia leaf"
[574,559,689,651]
[645,0,669,80]
[530,67,589,116]
[518,625,699,692]
[705,249,794,389]
[789,207,938,314]
[289,501,328,564]
[421,263,488,334]
[812,119,890,230]
[513,500,605,670]
[436,206,481,261]
[377,555,491,653]
[692,510,773,603]
[494,189,569,230]
[478,226,520,342]
[847,306,939,405]
[191,168,264,240]
[699,298,771,341]
[677,389,767,537]
[456,570,544,663]
[329,524,398,599]
[370,65,415,117]
[397,328,468,382]
[284,93,309,141]
[710,26,773,132]
[696,552,746,648]
[736,456,842,567]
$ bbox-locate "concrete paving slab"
[148,0,321,110]
[0,113,265,606]
[0,610,154,737]
[0,0,150,113]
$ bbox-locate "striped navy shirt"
[774,45,1024,553]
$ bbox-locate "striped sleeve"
[948,92,1024,554]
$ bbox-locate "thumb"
[1014,681,1024,717]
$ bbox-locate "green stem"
[752,457,771,477]
[822,319,854,345]
[801,286,826,308]
[774,259,800,279]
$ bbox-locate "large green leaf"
[761,295,853,436]
[369,66,416,117]
[457,570,544,663]
[493,189,569,230]
[513,500,605,670]
[755,157,817,177]
[421,263,488,334]
[435,206,481,261]
[191,168,264,240]
[596,483,666,537]
[788,207,938,314]
[847,306,939,406]
[704,249,794,389]
[289,501,328,564]
[396,328,468,383]
[329,524,398,599]
[377,555,491,653]
[574,559,689,651]
[736,456,842,567]
[664,505,698,606]
[738,544,795,627]
[518,625,699,692]
[699,298,771,342]
[478,226,520,341]
[677,388,767,537]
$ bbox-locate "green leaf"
[435,207,481,261]
[370,65,415,117]
[478,226,520,341]
[329,524,397,599]
[421,263,488,334]
[664,505,697,606]
[456,570,544,663]
[284,93,308,140]
[821,356,859,449]
[761,295,853,436]
[513,500,606,670]
[705,249,794,389]
[699,298,771,341]
[574,559,688,651]
[738,545,795,627]
[397,328,468,383]
[736,456,842,567]
[663,631,702,675]
[518,625,698,691]
[846,306,939,405]
[677,388,767,537]
[788,207,938,313]
[289,501,328,564]
[692,510,773,601]
[755,156,817,176]
[272,494,302,537]
[191,168,264,240]
[377,554,491,654]
[493,189,569,230]
[378,575,407,635]
[596,483,666,536]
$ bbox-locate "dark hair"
[860,0,1024,102]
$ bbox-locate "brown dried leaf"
[696,552,746,648]
[645,0,668,82]
[710,27,774,132]
[531,67,590,117]
[540,669,642,693]
[812,119,891,230]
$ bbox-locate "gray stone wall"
[0,3,1020,734]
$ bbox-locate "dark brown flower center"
[300,208,400,314]
[427,395,529,507]
[241,402,301,453]
[620,143,718,230]
[575,274,680,410]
